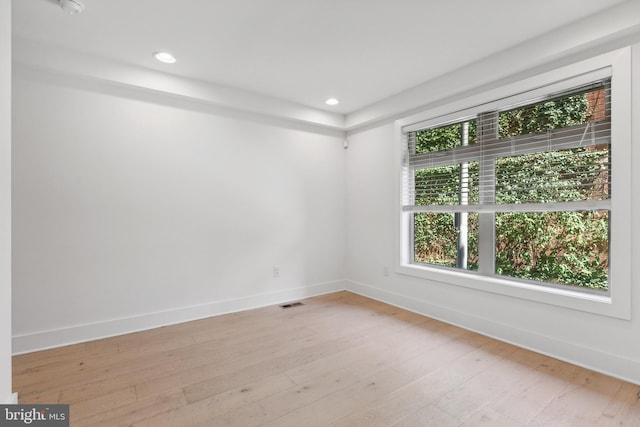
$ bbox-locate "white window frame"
[394,48,632,319]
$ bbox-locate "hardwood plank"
[434,345,542,423]
[70,386,137,421]
[392,403,459,426]
[596,381,640,426]
[180,333,368,404]
[459,406,526,427]
[132,373,295,427]
[258,366,417,427]
[528,369,624,426]
[330,332,503,427]
[488,356,583,424]
[73,391,187,427]
[192,368,362,427]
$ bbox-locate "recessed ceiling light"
[325,98,339,106]
[153,52,177,64]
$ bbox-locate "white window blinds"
[402,78,611,214]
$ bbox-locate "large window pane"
[498,85,607,138]
[415,120,476,154]
[495,210,608,290]
[496,146,610,204]
[413,161,479,271]
[414,212,479,270]
[414,163,479,206]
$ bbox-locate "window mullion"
[478,112,498,275]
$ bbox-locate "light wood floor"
[12,291,640,426]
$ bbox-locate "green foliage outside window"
[412,88,609,291]
[414,121,479,269]
[415,120,476,153]
[498,95,590,137]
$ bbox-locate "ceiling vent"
[59,0,85,15]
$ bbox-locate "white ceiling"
[12,0,630,115]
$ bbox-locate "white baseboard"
[13,280,346,355]
[345,279,640,386]
[17,277,639,385]
[2,392,18,404]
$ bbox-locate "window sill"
[397,263,628,320]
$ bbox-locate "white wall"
[12,72,346,353]
[0,0,14,405]
[345,45,640,384]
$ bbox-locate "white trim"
[345,280,640,386]
[1,392,18,405]
[12,37,346,132]
[395,47,632,320]
[12,280,346,355]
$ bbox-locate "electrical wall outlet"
[273,266,280,278]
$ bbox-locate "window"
[396,49,631,318]
[405,80,610,292]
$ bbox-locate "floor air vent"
[280,302,304,309]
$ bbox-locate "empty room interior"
[2,0,640,425]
